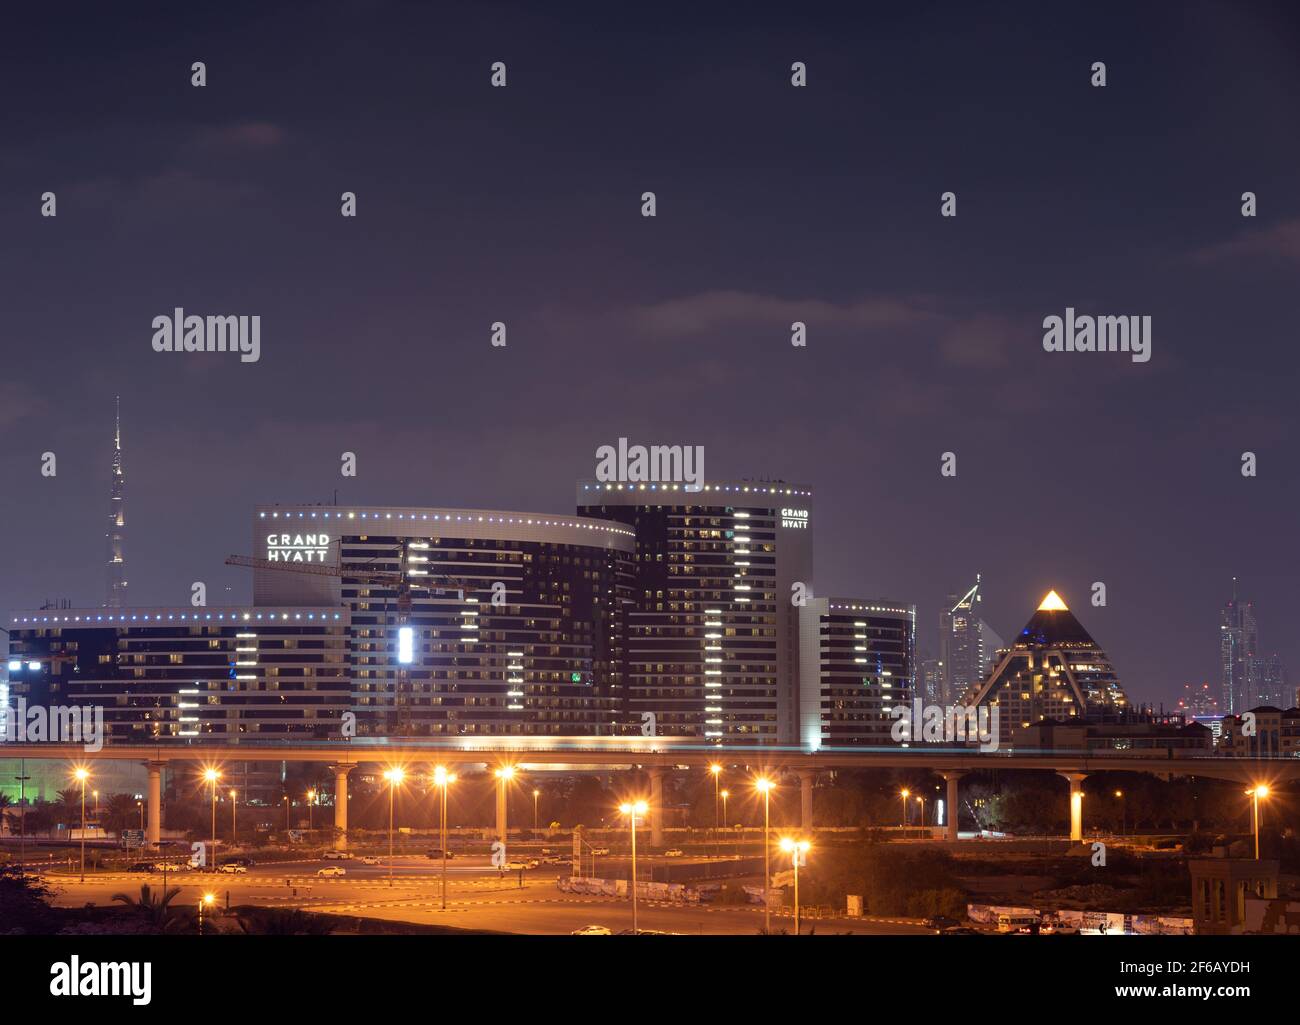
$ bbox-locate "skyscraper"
[965,590,1129,749]
[1219,578,1258,715]
[577,479,814,745]
[104,396,127,608]
[939,574,1002,704]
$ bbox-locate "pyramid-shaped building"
[963,590,1129,748]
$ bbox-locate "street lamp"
[712,764,722,837]
[900,788,910,828]
[230,790,238,850]
[916,795,926,831]
[383,768,405,887]
[198,892,215,936]
[1114,790,1124,836]
[755,777,774,934]
[92,789,99,819]
[533,788,540,831]
[203,769,221,870]
[1248,784,1270,860]
[307,789,316,834]
[494,766,515,843]
[619,800,649,934]
[721,789,729,832]
[433,766,457,910]
[74,768,90,883]
[779,837,811,935]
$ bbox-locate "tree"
[112,884,183,930]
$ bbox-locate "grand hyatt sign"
[265,532,332,563]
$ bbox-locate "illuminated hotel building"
[576,480,814,745]
[964,590,1129,749]
[252,505,635,737]
[6,606,350,743]
[798,598,915,748]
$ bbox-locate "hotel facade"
[7,481,933,754]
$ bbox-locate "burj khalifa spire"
[105,395,127,607]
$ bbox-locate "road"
[40,855,930,935]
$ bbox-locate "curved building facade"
[253,505,636,738]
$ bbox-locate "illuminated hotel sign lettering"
[780,508,809,529]
[265,533,331,563]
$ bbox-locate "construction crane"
[226,541,477,735]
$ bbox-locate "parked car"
[591,847,610,856]
[225,856,254,868]
[360,856,381,865]
[506,861,529,872]
[571,925,612,935]
[218,863,247,874]
[425,849,456,860]
[321,851,352,860]
[937,926,980,936]
[541,855,566,865]
[925,915,961,931]
[540,848,553,855]
[317,866,346,877]
[128,862,155,873]
[664,849,684,858]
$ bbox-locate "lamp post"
[721,789,729,833]
[779,837,811,935]
[619,800,648,935]
[434,766,456,910]
[1114,790,1124,836]
[1249,785,1270,860]
[916,795,926,832]
[710,764,722,855]
[384,768,404,887]
[533,788,540,831]
[494,766,515,844]
[136,798,144,831]
[900,788,910,828]
[755,777,774,934]
[199,892,215,936]
[74,768,89,882]
[92,790,99,819]
[230,790,238,850]
[203,769,221,870]
[17,762,30,878]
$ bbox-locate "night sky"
[2,1,1298,708]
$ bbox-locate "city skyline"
[1,397,1295,713]
[3,3,1299,715]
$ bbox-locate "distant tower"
[1220,577,1258,714]
[105,396,127,607]
[939,574,1003,704]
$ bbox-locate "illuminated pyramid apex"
[1037,590,1068,612]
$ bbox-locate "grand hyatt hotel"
[7,482,915,752]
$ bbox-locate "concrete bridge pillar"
[146,761,163,847]
[799,770,815,832]
[942,772,965,841]
[1059,773,1087,842]
[650,768,665,848]
[331,765,350,850]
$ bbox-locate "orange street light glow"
[619,800,648,815]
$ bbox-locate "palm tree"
[112,884,183,929]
